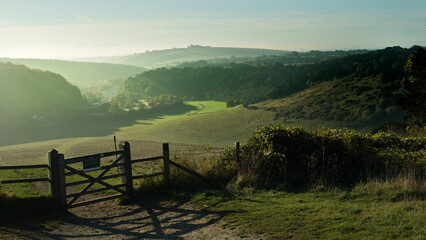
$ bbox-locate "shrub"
[371,122,408,137]
[227,125,425,188]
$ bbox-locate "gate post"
[235,142,240,163]
[48,149,59,200]
[57,153,67,211]
[163,143,170,183]
[48,149,67,211]
[120,141,133,195]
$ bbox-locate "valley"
[0,45,424,240]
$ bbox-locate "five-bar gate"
[45,141,169,211]
[0,141,210,211]
[54,142,129,209]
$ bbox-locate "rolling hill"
[116,46,415,126]
[0,58,145,89]
[0,62,84,122]
[0,46,422,148]
[100,45,290,68]
[254,76,403,127]
[175,49,370,68]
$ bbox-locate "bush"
[371,121,408,137]
[225,125,425,188]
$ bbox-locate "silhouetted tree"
[398,47,426,125]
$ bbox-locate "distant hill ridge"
[0,58,145,89]
[0,62,84,121]
[82,45,290,68]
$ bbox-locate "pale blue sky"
[0,0,425,58]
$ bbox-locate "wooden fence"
[0,141,217,211]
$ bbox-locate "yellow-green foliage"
[224,125,425,188]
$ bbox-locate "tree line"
[118,46,415,107]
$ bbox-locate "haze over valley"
[0,1,425,239]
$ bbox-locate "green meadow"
[1,102,424,239]
[0,100,260,162]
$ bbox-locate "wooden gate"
[48,142,133,210]
[1,141,209,211]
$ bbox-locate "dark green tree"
[398,47,426,125]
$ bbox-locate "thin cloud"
[0,20,14,25]
[77,16,93,22]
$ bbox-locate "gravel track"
[2,196,263,240]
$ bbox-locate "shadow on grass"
[0,196,65,231]
[0,103,198,147]
[36,195,238,239]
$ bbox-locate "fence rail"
[64,150,124,164]
[65,173,125,187]
[0,164,49,170]
[66,184,126,199]
[0,164,49,184]
[169,160,206,180]
[131,156,163,164]
[1,177,50,184]
[0,141,241,211]
[64,163,125,176]
[67,194,123,209]
[133,172,164,180]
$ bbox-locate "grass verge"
[0,191,66,238]
[190,182,425,239]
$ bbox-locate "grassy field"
[0,138,222,197]
[0,99,395,199]
[0,98,374,168]
[0,97,424,239]
[185,100,231,114]
[114,107,275,147]
[191,183,425,239]
[0,101,229,161]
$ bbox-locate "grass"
[114,107,276,147]
[0,169,49,198]
[0,137,223,199]
[0,99,351,153]
[0,119,424,240]
[255,75,402,129]
[0,98,400,197]
[0,192,65,238]
[0,98,367,160]
[185,100,231,114]
[190,183,425,239]
[1,97,422,238]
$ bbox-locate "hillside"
[105,45,289,68]
[176,49,369,68]
[251,47,423,126]
[0,58,145,89]
[117,47,415,118]
[0,62,85,122]
[254,76,403,127]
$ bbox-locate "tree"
[398,46,426,125]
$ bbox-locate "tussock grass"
[190,180,426,239]
[345,178,425,202]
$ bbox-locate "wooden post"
[120,141,133,195]
[163,143,170,183]
[48,149,66,211]
[48,150,59,202]
[57,153,67,211]
[235,142,240,163]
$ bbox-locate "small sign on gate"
[83,156,101,172]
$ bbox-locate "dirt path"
[187,103,205,116]
[5,196,262,239]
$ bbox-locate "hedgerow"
[221,125,425,188]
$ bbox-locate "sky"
[0,0,425,59]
